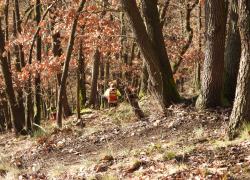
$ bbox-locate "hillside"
[1,96,250,180]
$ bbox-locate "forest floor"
[1,95,250,180]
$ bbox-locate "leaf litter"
[0,97,249,179]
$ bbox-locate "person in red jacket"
[50,103,57,120]
[102,83,121,107]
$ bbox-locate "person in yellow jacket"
[102,83,121,106]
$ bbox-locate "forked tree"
[119,0,180,110]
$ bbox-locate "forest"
[0,0,250,179]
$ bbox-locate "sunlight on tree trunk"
[227,0,250,140]
[195,0,226,110]
[222,0,241,103]
[89,48,101,107]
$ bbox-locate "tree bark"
[14,0,25,68]
[195,4,202,91]
[119,0,180,110]
[139,59,148,99]
[34,0,41,128]
[128,40,135,84]
[0,19,24,136]
[104,54,110,108]
[89,48,101,107]
[222,0,241,102]
[227,0,250,139]
[125,87,145,120]
[195,0,226,110]
[99,57,105,109]
[56,0,86,127]
[1,94,11,130]
[5,0,10,67]
[77,40,83,119]
[13,8,25,126]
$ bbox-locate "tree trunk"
[119,0,180,110]
[195,0,226,110]
[56,0,86,127]
[99,57,105,109]
[222,0,241,102]
[195,63,201,90]
[14,0,25,68]
[13,9,25,126]
[227,0,250,139]
[125,87,145,120]
[5,0,10,67]
[77,40,83,119]
[25,89,32,130]
[128,40,135,84]
[104,54,110,108]
[79,54,86,107]
[195,4,202,91]
[0,19,24,136]
[51,29,70,118]
[1,94,11,130]
[139,59,148,99]
[34,0,41,127]
[89,48,101,107]
[172,0,199,74]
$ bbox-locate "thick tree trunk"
[195,0,226,110]
[0,19,24,136]
[89,48,101,107]
[56,0,86,127]
[222,0,241,102]
[227,0,250,139]
[119,0,180,110]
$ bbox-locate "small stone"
[69,149,74,153]
[57,141,64,147]
[153,120,161,126]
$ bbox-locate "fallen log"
[124,87,145,120]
